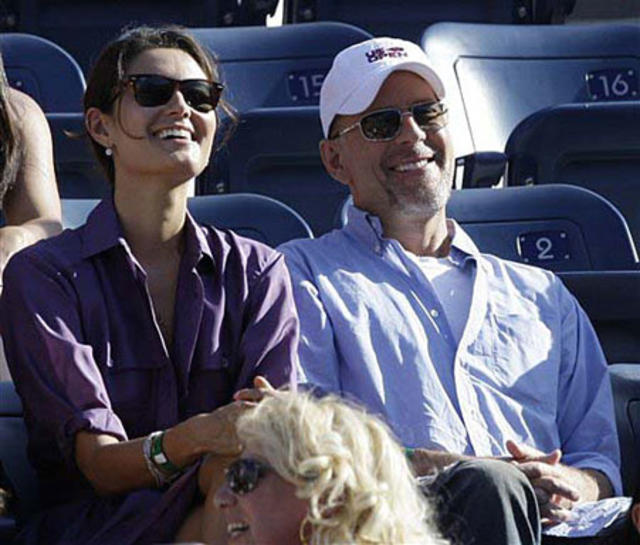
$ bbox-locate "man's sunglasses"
[331,101,447,142]
[121,74,224,113]
[225,458,271,495]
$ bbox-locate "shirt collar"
[81,197,215,268]
[81,197,125,259]
[344,203,480,265]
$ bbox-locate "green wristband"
[404,447,416,461]
[149,431,181,476]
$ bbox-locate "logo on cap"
[365,47,408,64]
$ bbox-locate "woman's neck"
[113,177,190,262]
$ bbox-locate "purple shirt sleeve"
[1,247,127,467]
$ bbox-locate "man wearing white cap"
[279,37,621,545]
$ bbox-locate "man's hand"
[507,440,581,526]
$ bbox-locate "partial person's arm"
[503,284,620,524]
[76,401,249,495]
[0,89,61,274]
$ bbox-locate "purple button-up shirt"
[0,198,298,544]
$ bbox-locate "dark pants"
[428,459,541,545]
[427,459,628,545]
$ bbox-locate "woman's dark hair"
[0,53,20,205]
[84,25,236,184]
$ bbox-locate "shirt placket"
[453,259,493,455]
[131,260,178,427]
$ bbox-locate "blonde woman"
[215,390,449,545]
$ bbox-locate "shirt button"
[430,309,439,318]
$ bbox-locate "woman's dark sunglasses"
[331,101,448,142]
[122,74,223,113]
[225,458,271,495]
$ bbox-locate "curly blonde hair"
[236,391,448,545]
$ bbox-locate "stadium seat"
[61,198,100,229]
[190,22,372,112]
[12,1,226,74]
[192,23,372,234]
[61,194,313,246]
[505,101,640,254]
[283,0,576,44]
[187,193,313,245]
[208,106,341,235]
[47,113,108,198]
[0,33,85,112]
[421,22,640,157]
[610,363,640,495]
[446,185,638,272]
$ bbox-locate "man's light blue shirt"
[279,205,622,495]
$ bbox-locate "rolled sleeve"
[1,250,127,467]
[557,285,622,495]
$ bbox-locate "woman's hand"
[234,375,276,403]
[164,400,253,467]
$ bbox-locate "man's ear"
[319,138,350,186]
[85,107,114,150]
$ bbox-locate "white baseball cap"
[319,37,446,138]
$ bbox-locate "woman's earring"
[105,147,113,157]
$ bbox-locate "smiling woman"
[0,25,298,545]
[214,390,450,545]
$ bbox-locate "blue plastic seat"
[210,106,341,235]
[187,193,313,245]
[0,33,85,112]
[505,101,640,255]
[13,1,226,74]
[421,22,640,156]
[61,194,313,246]
[190,22,372,113]
[47,113,108,199]
[284,0,574,44]
[610,364,640,496]
[192,23,372,234]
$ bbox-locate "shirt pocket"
[477,312,557,394]
[188,350,235,408]
[103,356,166,436]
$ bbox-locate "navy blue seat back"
[61,195,313,246]
[188,193,313,245]
[192,23,371,234]
[48,113,108,198]
[421,22,640,157]
[14,0,224,74]
[505,101,640,255]
[446,185,638,272]
[61,198,101,229]
[190,22,372,113]
[610,363,640,495]
[0,33,85,112]
[285,1,573,44]
[214,106,340,235]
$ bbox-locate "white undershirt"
[409,254,473,344]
